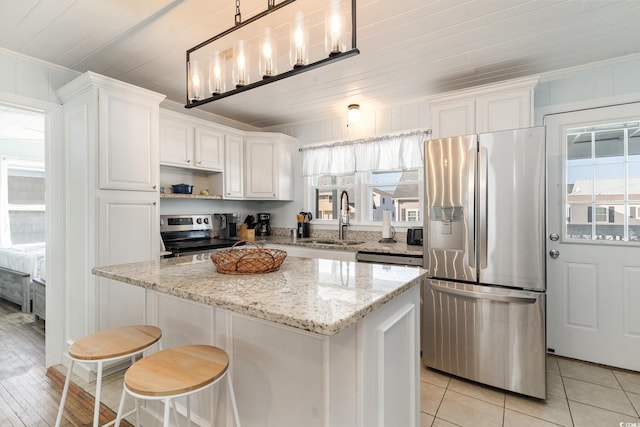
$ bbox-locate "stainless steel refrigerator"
[422,126,546,399]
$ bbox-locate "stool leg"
[114,386,127,427]
[227,374,241,427]
[54,359,75,427]
[186,396,191,427]
[134,397,140,427]
[171,399,181,426]
[93,360,104,427]
[163,398,172,427]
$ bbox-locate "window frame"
[564,122,640,242]
[307,168,423,227]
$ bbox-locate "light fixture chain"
[235,0,241,26]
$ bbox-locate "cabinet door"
[99,87,158,191]
[97,192,158,329]
[475,89,532,133]
[430,99,475,138]
[195,126,224,171]
[159,115,194,167]
[245,137,277,199]
[224,134,244,199]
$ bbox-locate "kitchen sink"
[304,239,365,246]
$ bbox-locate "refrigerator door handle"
[479,146,488,269]
[431,282,538,304]
[467,147,476,269]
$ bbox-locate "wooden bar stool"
[114,344,240,427]
[55,325,162,427]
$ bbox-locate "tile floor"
[62,354,640,426]
[421,355,640,427]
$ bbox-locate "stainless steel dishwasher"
[355,251,423,266]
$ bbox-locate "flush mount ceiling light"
[347,103,360,123]
[185,0,359,108]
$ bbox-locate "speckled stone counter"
[92,254,427,336]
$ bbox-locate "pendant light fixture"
[185,0,359,108]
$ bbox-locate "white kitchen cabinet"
[195,126,224,170]
[98,86,160,191]
[430,98,476,138]
[158,110,296,201]
[475,88,533,133]
[160,110,225,172]
[223,134,244,199]
[97,192,158,329]
[56,71,164,347]
[244,132,295,200]
[429,76,538,138]
[159,114,193,168]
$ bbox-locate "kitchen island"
[93,254,426,427]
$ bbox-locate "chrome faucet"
[338,190,350,240]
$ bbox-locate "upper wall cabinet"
[223,134,245,199]
[244,133,295,201]
[160,110,225,172]
[98,87,162,191]
[57,72,165,193]
[429,76,539,138]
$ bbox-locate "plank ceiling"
[1,0,640,128]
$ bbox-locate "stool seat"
[69,325,162,361]
[125,344,229,397]
[115,344,240,426]
[56,325,162,427]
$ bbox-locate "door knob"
[549,249,560,258]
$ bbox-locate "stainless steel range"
[160,214,241,257]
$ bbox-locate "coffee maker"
[256,213,271,236]
[214,213,241,240]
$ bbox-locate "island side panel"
[359,284,421,427]
[225,313,327,427]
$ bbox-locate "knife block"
[297,222,310,238]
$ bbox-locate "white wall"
[0,48,74,366]
[534,54,640,121]
[0,48,80,102]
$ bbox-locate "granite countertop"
[254,235,424,256]
[92,254,427,336]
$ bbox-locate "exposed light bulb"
[260,27,276,78]
[290,11,308,68]
[233,40,248,87]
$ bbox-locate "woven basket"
[210,241,287,274]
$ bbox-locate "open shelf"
[160,193,222,200]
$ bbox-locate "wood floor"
[0,299,130,426]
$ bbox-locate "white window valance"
[301,130,428,177]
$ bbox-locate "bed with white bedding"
[0,243,46,313]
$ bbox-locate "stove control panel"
[160,214,213,232]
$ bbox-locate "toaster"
[406,227,423,246]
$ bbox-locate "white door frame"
[0,91,66,368]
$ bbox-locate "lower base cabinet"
[137,285,420,426]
